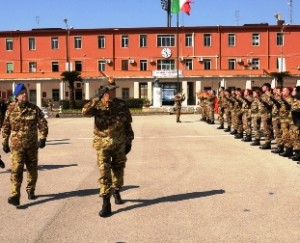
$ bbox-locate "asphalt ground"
[0,114,299,243]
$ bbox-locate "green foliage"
[61,71,82,83]
[59,100,70,109]
[75,100,90,109]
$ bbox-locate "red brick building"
[0,22,300,106]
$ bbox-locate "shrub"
[125,98,149,108]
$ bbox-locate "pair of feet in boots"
[272,146,300,160]
[8,191,37,206]
[99,189,124,218]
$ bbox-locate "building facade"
[1,22,300,107]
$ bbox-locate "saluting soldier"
[241,89,253,142]
[82,77,134,217]
[2,83,48,206]
[250,89,262,146]
[233,88,244,139]
[290,87,300,162]
[224,89,233,132]
[174,92,185,123]
[217,87,226,129]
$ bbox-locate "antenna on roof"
[235,10,240,26]
[288,0,293,24]
[36,16,40,26]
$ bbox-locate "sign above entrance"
[152,70,182,78]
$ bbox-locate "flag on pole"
[161,0,169,11]
[171,0,192,15]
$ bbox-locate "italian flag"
[171,0,192,15]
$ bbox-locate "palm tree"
[61,70,82,108]
[268,71,291,88]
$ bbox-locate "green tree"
[268,71,291,88]
[61,71,82,108]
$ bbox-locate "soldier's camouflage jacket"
[82,98,134,150]
[2,101,48,150]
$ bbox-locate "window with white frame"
[52,62,59,72]
[140,60,147,71]
[6,63,13,73]
[6,38,13,50]
[157,35,175,47]
[51,37,59,49]
[185,59,193,70]
[252,33,260,46]
[140,35,147,47]
[228,34,236,46]
[185,34,193,47]
[157,59,175,70]
[121,35,129,48]
[29,37,36,50]
[228,59,236,70]
[29,62,37,72]
[75,61,82,71]
[122,88,130,100]
[74,36,82,49]
[204,34,211,47]
[251,58,260,69]
[98,60,106,71]
[203,59,212,70]
[98,36,105,49]
[277,33,284,46]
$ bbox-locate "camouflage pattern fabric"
[251,97,261,139]
[259,94,273,143]
[174,94,185,122]
[82,97,134,196]
[279,96,293,148]
[2,101,48,198]
[241,96,252,136]
[271,95,282,144]
[290,99,300,150]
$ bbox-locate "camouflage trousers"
[200,105,208,120]
[234,111,243,133]
[280,119,292,148]
[290,124,300,150]
[272,117,282,145]
[242,111,251,136]
[10,149,38,198]
[261,113,272,143]
[96,143,127,196]
[251,115,261,140]
[176,108,181,122]
[208,105,214,122]
[224,109,232,126]
[218,107,225,125]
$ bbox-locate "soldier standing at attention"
[82,77,134,217]
[2,83,48,206]
[217,87,226,129]
[174,92,185,123]
[250,89,262,146]
[259,83,273,150]
[241,89,253,142]
[224,89,233,132]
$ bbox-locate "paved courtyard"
[0,114,299,243]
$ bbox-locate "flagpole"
[167,0,171,27]
[176,12,180,92]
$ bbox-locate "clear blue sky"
[0,0,297,31]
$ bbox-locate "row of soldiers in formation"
[197,83,300,165]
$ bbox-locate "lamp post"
[63,18,70,72]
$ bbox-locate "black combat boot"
[234,133,243,139]
[279,147,293,157]
[27,191,37,200]
[230,130,237,135]
[291,150,300,161]
[224,126,231,132]
[217,124,224,129]
[8,196,20,206]
[112,188,124,205]
[243,135,252,142]
[99,195,112,218]
[271,145,284,154]
[259,142,271,150]
[250,139,260,146]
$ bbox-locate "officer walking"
[2,83,48,206]
[174,92,185,123]
[82,77,134,217]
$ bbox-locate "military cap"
[14,83,26,97]
[102,77,118,90]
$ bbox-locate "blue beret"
[14,83,26,97]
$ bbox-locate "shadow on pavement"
[17,185,139,209]
[0,164,78,174]
[113,189,225,215]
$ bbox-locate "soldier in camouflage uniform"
[206,90,216,124]
[82,77,134,217]
[259,83,273,150]
[233,88,244,139]
[241,89,253,142]
[270,87,283,154]
[217,87,226,129]
[276,87,294,157]
[250,89,262,146]
[224,89,233,132]
[174,92,185,123]
[0,98,6,169]
[290,87,300,163]
[2,83,48,206]
[197,91,208,121]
